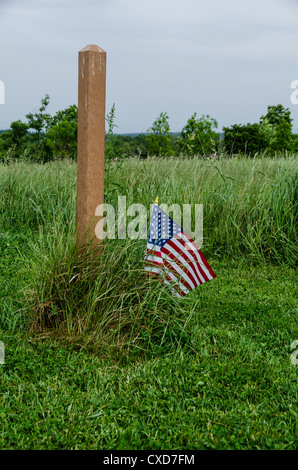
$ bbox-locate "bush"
[178,113,218,156]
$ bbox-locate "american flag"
[144,202,216,297]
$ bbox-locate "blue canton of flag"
[144,202,216,297]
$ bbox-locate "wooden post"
[76,44,106,248]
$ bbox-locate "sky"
[0,0,298,134]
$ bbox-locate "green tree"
[46,105,78,159]
[260,104,293,152]
[178,113,218,156]
[134,134,149,157]
[258,118,276,150]
[26,93,51,159]
[260,104,292,127]
[223,123,265,155]
[0,120,29,158]
[291,133,298,153]
[275,119,293,152]
[146,112,174,156]
[223,104,295,156]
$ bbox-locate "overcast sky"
[0,0,298,133]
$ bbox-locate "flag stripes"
[144,203,216,297]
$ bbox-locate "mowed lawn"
[0,156,297,450]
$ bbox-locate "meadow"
[0,155,297,450]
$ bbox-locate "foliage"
[224,104,296,155]
[258,118,276,150]
[0,120,29,158]
[292,133,298,152]
[146,112,174,156]
[260,104,293,153]
[46,105,78,159]
[274,118,293,153]
[105,103,123,161]
[178,113,218,156]
[117,134,149,157]
[25,94,51,159]
[260,104,292,127]
[0,100,297,161]
[0,96,79,162]
[223,123,266,155]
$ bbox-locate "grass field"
[0,155,297,450]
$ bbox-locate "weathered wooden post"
[76,44,106,248]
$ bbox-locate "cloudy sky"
[0,0,298,133]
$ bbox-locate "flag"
[144,200,216,297]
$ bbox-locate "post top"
[79,44,106,53]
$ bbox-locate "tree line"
[0,94,297,162]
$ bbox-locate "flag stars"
[145,203,216,297]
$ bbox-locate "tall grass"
[0,155,297,354]
[25,221,195,358]
[106,155,297,264]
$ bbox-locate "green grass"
[0,155,297,449]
